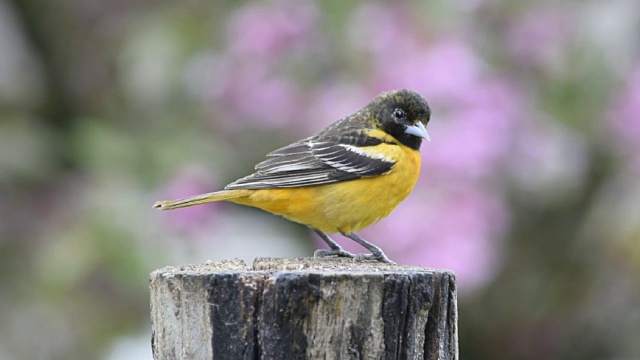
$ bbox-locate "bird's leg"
[339,231,396,264]
[312,229,356,259]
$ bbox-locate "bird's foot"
[314,248,356,259]
[354,252,397,264]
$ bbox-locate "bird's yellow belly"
[230,147,422,234]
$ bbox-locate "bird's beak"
[405,122,430,141]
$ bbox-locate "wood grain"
[150,257,458,360]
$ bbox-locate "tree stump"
[150,257,458,360]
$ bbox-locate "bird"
[154,89,431,264]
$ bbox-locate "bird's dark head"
[370,89,431,150]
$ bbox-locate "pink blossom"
[157,168,219,233]
[209,1,320,131]
[209,56,302,130]
[348,3,415,56]
[371,38,482,105]
[227,1,319,59]
[506,6,575,70]
[301,81,371,133]
[609,63,640,168]
[422,80,521,181]
[350,5,483,101]
[317,186,509,292]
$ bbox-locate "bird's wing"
[224,132,396,189]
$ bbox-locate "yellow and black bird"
[154,89,431,263]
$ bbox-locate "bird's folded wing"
[224,134,396,190]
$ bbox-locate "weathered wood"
[150,257,458,360]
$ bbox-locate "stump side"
[150,270,214,359]
[150,258,458,360]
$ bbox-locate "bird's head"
[370,89,431,150]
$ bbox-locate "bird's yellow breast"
[229,143,422,234]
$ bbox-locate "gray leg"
[339,231,396,264]
[312,229,356,259]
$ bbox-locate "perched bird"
[154,89,431,263]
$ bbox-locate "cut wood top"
[151,257,456,277]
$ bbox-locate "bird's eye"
[393,108,405,120]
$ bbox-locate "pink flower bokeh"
[157,168,219,233]
[210,1,318,131]
[227,1,319,59]
[348,3,416,56]
[609,62,640,170]
[506,5,575,70]
[370,38,483,106]
[303,81,371,131]
[209,1,534,292]
[318,185,509,292]
[423,80,521,182]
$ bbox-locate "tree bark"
[150,257,458,360]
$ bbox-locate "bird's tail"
[153,190,246,210]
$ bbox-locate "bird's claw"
[314,248,356,259]
[354,252,396,264]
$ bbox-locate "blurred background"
[1,0,639,359]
